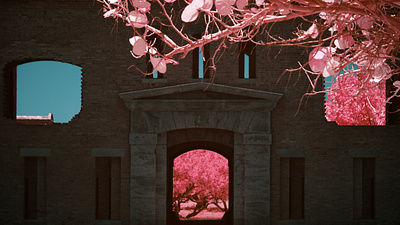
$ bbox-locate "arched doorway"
[120,82,282,224]
[167,142,233,225]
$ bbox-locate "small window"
[324,64,386,125]
[9,61,82,124]
[193,45,210,79]
[239,42,256,79]
[146,35,164,79]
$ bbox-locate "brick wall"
[1,1,399,225]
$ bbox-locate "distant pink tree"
[173,149,228,219]
[325,74,386,125]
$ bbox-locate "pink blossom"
[372,62,391,82]
[394,81,400,88]
[236,0,247,10]
[309,47,335,73]
[325,75,385,125]
[215,0,235,15]
[126,11,148,28]
[334,35,354,50]
[181,0,204,23]
[150,55,167,73]
[357,16,374,29]
[108,0,119,4]
[202,0,213,11]
[103,8,117,18]
[129,36,148,57]
[323,56,340,78]
[138,7,150,13]
[131,0,151,9]
[304,24,319,39]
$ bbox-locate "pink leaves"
[394,81,400,88]
[181,0,204,23]
[304,23,319,39]
[127,11,148,28]
[236,0,247,10]
[309,47,336,75]
[334,35,354,50]
[357,16,374,29]
[103,8,117,18]
[108,0,119,4]
[129,36,148,57]
[150,56,167,73]
[215,0,235,15]
[182,0,234,23]
[131,0,151,9]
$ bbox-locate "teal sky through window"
[199,48,204,79]
[17,61,82,123]
[244,54,250,79]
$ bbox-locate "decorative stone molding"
[120,82,282,225]
[276,149,310,158]
[20,148,51,157]
[91,148,125,157]
[349,149,380,158]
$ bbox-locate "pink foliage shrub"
[325,74,386,125]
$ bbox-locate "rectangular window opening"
[145,35,164,79]
[353,158,375,220]
[96,157,112,220]
[239,42,256,79]
[192,34,210,79]
[24,157,46,220]
[95,157,121,221]
[280,157,305,220]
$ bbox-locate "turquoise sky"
[17,61,82,123]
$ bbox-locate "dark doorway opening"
[167,142,233,225]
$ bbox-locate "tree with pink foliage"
[325,70,386,125]
[173,149,229,219]
[98,0,400,108]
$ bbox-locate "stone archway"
[167,142,233,225]
[120,82,282,225]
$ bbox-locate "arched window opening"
[324,63,386,125]
[173,149,229,220]
[15,61,82,124]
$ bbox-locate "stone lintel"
[126,99,276,112]
[276,149,309,158]
[20,148,51,157]
[130,133,158,145]
[278,220,306,225]
[243,133,271,145]
[120,82,283,100]
[91,148,125,157]
[349,149,380,158]
[93,220,122,225]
